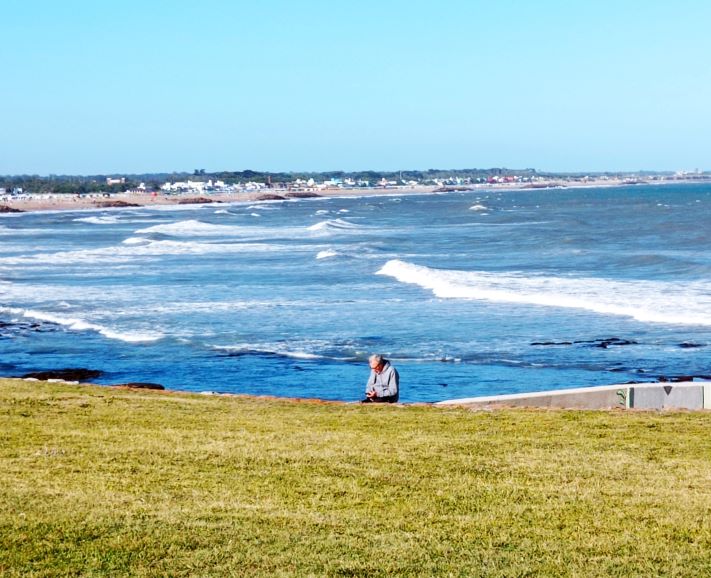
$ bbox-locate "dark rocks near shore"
[110,382,165,390]
[176,197,222,204]
[22,368,102,382]
[0,205,24,213]
[284,192,322,198]
[658,374,711,383]
[255,194,286,201]
[94,200,141,208]
[433,186,474,192]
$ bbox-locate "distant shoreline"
[1,178,706,214]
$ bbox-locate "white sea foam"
[377,259,711,327]
[212,343,356,361]
[316,249,339,259]
[307,218,366,233]
[0,239,285,265]
[122,236,154,245]
[73,215,121,224]
[469,204,488,211]
[0,307,164,342]
[135,219,240,236]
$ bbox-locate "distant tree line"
[0,168,680,195]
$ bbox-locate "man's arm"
[365,371,376,397]
[382,367,399,397]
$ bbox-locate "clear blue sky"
[2,0,710,174]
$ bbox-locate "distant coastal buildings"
[2,169,710,200]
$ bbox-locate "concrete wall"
[437,382,711,410]
[630,384,704,410]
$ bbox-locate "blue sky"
[2,0,710,174]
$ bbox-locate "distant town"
[1,168,709,199]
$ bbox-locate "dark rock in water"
[576,337,638,348]
[255,194,286,201]
[678,342,705,349]
[284,192,322,198]
[531,337,637,348]
[176,197,221,204]
[111,382,165,390]
[0,205,24,213]
[658,375,711,383]
[22,368,102,382]
[0,318,61,338]
[94,200,141,208]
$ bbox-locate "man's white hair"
[369,354,383,364]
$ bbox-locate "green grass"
[1,378,710,577]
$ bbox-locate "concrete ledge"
[437,382,711,410]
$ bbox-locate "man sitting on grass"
[362,354,399,403]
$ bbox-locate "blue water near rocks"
[1,183,710,402]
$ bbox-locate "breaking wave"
[135,219,241,236]
[307,219,367,233]
[316,249,339,259]
[73,215,121,225]
[377,259,711,326]
[0,239,284,265]
[211,343,361,362]
[1,307,164,343]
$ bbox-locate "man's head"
[369,354,385,373]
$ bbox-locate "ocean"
[1,183,709,402]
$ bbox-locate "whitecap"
[213,344,325,360]
[73,215,121,224]
[135,219,240,236]
[377,259,711,327]
[122,237,151,245]
[469,204,488,211]
[307,218,366,233]
[0,239,286,265]
[316,249,338,260]
[0,307,164,343]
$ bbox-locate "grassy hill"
[1,378,710,576]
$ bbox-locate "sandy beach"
[1,177,692,213]
[0,186,437,213]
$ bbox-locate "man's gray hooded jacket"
[365,360,399,401]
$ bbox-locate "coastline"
[1,177,705,214]
[0,185,436,213]
[7,376,711,410]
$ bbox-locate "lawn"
[1,378,710,577]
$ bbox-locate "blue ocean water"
[1,184,709,402]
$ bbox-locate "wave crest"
[377,259,711,326]
[135,219,240,236]
[0,307,164,343]
[307,219,366,233]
